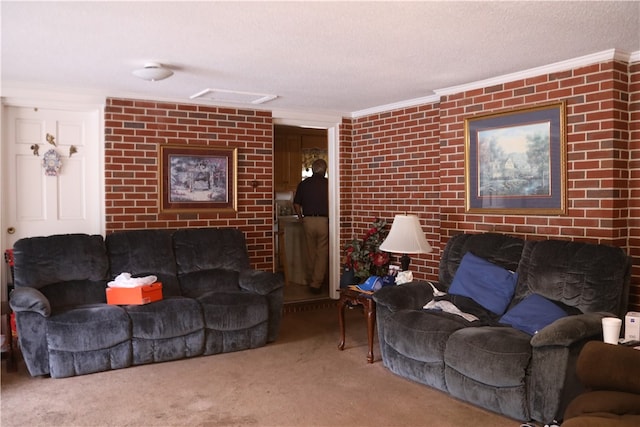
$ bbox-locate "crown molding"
[350,94,440,119]
[434,49,633,97]
[349,49,639,119]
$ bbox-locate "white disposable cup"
[602,317,622,345]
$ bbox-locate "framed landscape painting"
[464,102,567,215]
[159,144,237,213]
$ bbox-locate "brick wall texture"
[105,56,639,311]
[104,99,274,271]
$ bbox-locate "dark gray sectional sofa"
[373,232,631,425]
[10,228,284,378]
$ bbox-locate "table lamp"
[379,214,432,271]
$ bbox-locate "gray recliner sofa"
[10,227,284,378]
[373,232,631,425]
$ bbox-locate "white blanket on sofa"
[423,300,479,323]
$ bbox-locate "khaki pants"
[301,217,329,289]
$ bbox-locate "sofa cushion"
[564,390,640,422]
[46,304,131,352]
[445,326,532,387]
[124,297,205,364]
[444,326,532,420]
[197,291,269,355]
[514,239,631,317]
[179,269,240,298]
[124,297,204,340]
[385,309,469,363]
[449,252,518,315]
[173,228,251,274]
[13,234,109,289]
[106,229,182,297]
[499,293,568,335]
[197,291,269,331]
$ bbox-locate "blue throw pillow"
[499,293,568,335]
[448,252,518,315]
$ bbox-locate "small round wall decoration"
[42,149,62,176]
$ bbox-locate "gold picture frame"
[464,102,567,215]
[159,144,238,213]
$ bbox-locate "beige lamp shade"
[379,214,432,254]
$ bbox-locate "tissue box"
[625,311,640,342]
[106,282,163,305]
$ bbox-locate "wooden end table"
[337,287,376,363]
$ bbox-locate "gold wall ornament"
[46,133,56,146]
[30,144,40,156]
[69,145,78,157]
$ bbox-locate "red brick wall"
[630,59,640,311]
[104,98,274,271]
[342,104,441,282]
[342,58,639,311]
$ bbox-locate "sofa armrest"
[575,340,640,394]
[531,312,610,348]
[372,281,434,312]
[239,270,284,295]
[9,287,51,317]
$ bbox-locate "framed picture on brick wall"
[464,101,567,215]
[159,144,238,213]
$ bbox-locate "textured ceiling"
[2,1,639,117]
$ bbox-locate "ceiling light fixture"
[132,62,174,81]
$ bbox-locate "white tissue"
[395,271,413,285]
[428,281,447,297]
[108,272,157,288]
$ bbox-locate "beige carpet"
[1,306,519,427]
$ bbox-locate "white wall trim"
[434,49,633,97]
[350,94,440,119]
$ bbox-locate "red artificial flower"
[364,227,376,240]
[372,252,389,267]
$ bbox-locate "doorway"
[273,125,329,303]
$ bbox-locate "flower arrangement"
[344,218,390,281]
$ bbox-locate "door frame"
[272,111,342,300]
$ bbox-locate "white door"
[1,105,103,299]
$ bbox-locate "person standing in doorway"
[293,159,329,294]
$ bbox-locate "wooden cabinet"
[274,125,327,193]
[274,132,301,193]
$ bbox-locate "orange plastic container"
[106,282,163,305]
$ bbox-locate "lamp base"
[400,254,411,271]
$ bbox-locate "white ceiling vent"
[190,88,278,105]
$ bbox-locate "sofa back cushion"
[13,234,109,309]
[514,239,631,317]
[177,269,241,298]
[105,229,181,297]
[173,228,250,295]
[439,233,525,291]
